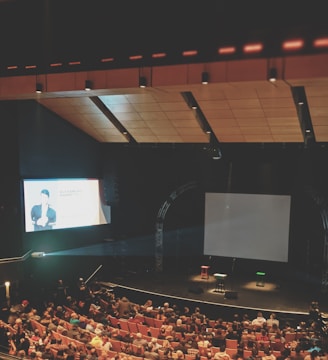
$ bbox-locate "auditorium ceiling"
[0,0,327,146]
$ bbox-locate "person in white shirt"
[266,313,279,329]
[251,311,267,328]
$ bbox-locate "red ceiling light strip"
[3,35,326,74]
[243,42,263,53]
[50,63,63,67]
[182,50,198,57]
[152,52,166,59]
[101,57,114,62]
[282,39,304,51]
[313,37,328,48]
[129,55,143,60]
[218,46,236,55]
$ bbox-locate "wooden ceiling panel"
[139,112,169,121]
[266,117,302,127]
[211,118,240,127]
[272,134,303,142]
[143,120,174,128]
[262,108,298,117]
[179,135,209,143]
[260,98,296,108]
[244,134,275,142]
[232,108,265,118]
[131,103,163,112]
[227,99,262,108]
[32,59,328,145]
[165,111,196,120]
[239,126,272,135]
[236,117,268,126]
[314,126,328,142]
[311,116,328,126]
[198,100,231,110]
[159,102,190,112]
[124,94,157,104]
[134,135,161,142]
[170,119,200,128]
[157,135,183,142]
[118,120,148,128]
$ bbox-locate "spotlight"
[36,83,43,94]
[211,147,222,160]
[85,80,92,91]
[31,252,46,258]
[268,68,277,82]
[201,71,209,84]
[139,76,147,88]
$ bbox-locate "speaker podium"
[214,273,227,293]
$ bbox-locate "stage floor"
[102,268,328,316]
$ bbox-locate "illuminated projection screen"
[23,178,111,232]
[204,193,291,262]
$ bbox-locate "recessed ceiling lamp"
[85,80,92,91]
[35,83,43,94]
[139,76,147,88]
[268,68,277,82]
[201,71,209,84]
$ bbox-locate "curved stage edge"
[99,269,328,326]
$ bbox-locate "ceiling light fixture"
[211,147,222,160]
[201,71,209,84]
[139,76,147,88]
[35,83,43,94]
[85,80,92,91]
[268,68,277,82]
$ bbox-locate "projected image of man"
[31,189,56,231]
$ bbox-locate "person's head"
[270,312,276,319]
[311,350,319,360]
[40,189,50,204]
[263,347,271,356]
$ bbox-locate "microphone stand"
[230,258,236,291]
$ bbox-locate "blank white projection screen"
[204,193,291,262]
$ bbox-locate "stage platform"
[98,268,328,324]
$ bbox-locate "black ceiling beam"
[89,96,137,144]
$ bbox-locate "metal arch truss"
[306,187,328,293]
[320,207,328,293]
[155,181,198,272]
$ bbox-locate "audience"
[0,279,327,360]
